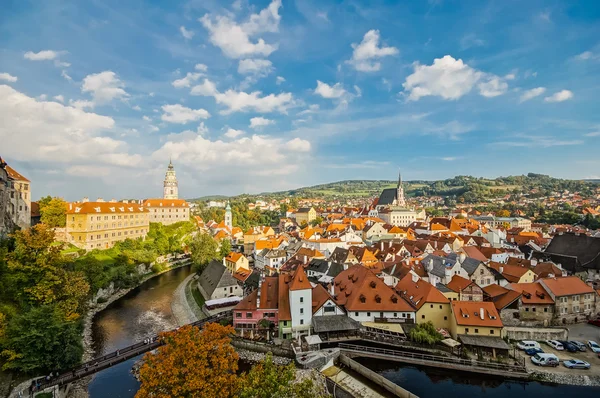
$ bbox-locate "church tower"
[224,201,232,229]
[163,159,179,199]
[396,170,406,207]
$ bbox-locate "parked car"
[525,347,544,356]
[563,359,591,369]
[547,340,564,351]
[588,341,600,353]
[570,341,586,352]
[531,353,559,367]
[517,340,541,350]
[588,318,600,327]
[558,340,580,353]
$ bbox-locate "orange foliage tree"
[136,323,239,398]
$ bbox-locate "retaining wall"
[502,326,568,341]
[231,339,295,358]
[339,354,419,398]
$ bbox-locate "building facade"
[142,199,190,225]
[66,200,150,250]
[163,160,178,199]
[0,158,32,231]
[225,201,232,229]
[295,207,316,225]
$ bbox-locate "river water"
[88,265,193,398]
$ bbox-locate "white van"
[517,341,541,350]
[531,353,559,367]
[547,340,564,350]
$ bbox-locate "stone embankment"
[530,371,600,387]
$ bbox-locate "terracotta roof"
[5,164,29,182]
[278,274,292,321]
[289,265,312,291]
[213,230,229,240]
[311,284,336,314]
[482,284,509,299]
[233,276,279,311]
[232,269,252,282]
[446,275,476,293]
[451,301,503,328]
[491,288,522,310]
[532,262,563,279]
[226,252,244,263]
[540,276,595,297]
[31,201,40,217]
[488,262,534,283]
[66,201,149,214]
[142,199,189,207]
[461,246,488,262]
[333,265,414,312]
[509,282,554,304]
[395,274,449,309]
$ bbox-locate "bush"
[408,321,443,345]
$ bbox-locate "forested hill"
[260,173,598,201]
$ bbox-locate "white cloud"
[441,157,459,161]
[478,76,508,97]
[195,63,208,72]
[276,76,285,85]
[249,116,274,129]
[495,135,581,148]
[574,51,599,61]
[584,131,600,137]
[402,55,508,101]
[519,87,546,103]
[347,30,398,72]
[297,104,319,116]
[53,95,65,103]
[180,26,194,40]
[142,115,152,122]
[0,84,141,167]
[200,0,281,59]
[460,34,485,50]
[38,94,48,101]
[504,73,516,80]
[81,71,129,105]
[286,137,311,152]
[0,73,17,82]
[61,70,73,81]
[149,125,160,133]
[224,128,245,138]
[69,99,94,110]
[314,80,347,99]
[132,105,142,111]
[544,90,573,103]
[191,78,294,114]
[161,104,210,124]
[172,72,202,88]
[24,50,61,61]
[354,85,362,97]
[238,59,273,77]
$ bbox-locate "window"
[283,321,287,326]
[324,306,335,313]
[430,304,433,308]
[532,307,536,312]
[246,312,252,318]
[544,308,548,313]
[355,312,358,317]
[525,307,529,312]
[490,330,495,335]
[421,315,425,319]
[236,312,242,318]
[474,328,479,334]
[444,316,447,320]
[300,297,304,303]
[480,269,484,275]
[574,295,579,301]
[300,308,304,314]
[465,328,469,333]
[439,305,442,309]
[366,312,370,317]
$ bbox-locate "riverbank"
[170,273,204,326]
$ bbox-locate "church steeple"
[396,169,405,207]
[163,159,178,199]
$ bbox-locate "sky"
[1,0,600,201]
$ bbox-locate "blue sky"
[1,0,600,200]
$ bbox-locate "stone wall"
[502,326,568,341]
[231,338,295,359]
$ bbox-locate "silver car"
[563,359,591,369]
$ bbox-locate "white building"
[163,159,178,199]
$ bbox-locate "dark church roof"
[540,233,600,272]
[378,188,397,206]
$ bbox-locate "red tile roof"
[451,301,503,328]
[509,282,554,304]
[5,165,29,182]
[142,199,189,207]
[540,276,595,297]
[289,265,312,291]
[66,201,149,214]
[226,252,244,263]
[446,275,476,293]
[395,274,449,309]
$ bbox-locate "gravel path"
[170,273,201,326]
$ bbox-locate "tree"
[38,196,67,228]
[1,305,83,373]
[496,209,511,217]
[219,238,232,258]
[310,216,323,227]
[189,233,219,274]
[408,321,443,345]
[238,352,327,398]
[136,323,239,398]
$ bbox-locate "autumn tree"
[38,196,67,228]
[496,209,511,218]
[189,233,218,274]
[136,323,239,398]
[238,352,327,398]
[219,238,232,258]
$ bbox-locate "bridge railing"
[338,343,526,373]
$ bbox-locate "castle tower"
[163,159,179,199]
[396,170,405,207]
[224,201,232,229]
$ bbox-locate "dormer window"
[359,294,366,303]
[375,295,381,303]
[391,295,398,303]
[369,281,376,288]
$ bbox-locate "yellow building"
[295,207,317,225]
[66,200,150,251]
[142,198,190,225]
[224,252,250,273]
[243,226,275,254]
[396,274,451,329]
[449,301,503,339]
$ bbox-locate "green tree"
[408,321,443,345]
[219,238,232,258]
[38,196,67,228]
[310,216,323,227]
[238,352,327,398]
[1,305,83,373]
[190,233,218,274]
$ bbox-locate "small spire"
[398,169,402,186]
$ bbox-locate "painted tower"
[163,159,179,199]
[395,170,406,207]
[224,201,232,229]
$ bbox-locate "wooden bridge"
[338,343,529,379]
[28,311,232,395]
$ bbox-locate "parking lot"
[521,323,600,376]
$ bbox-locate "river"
[88,265,193,398]
[358,359,600,397]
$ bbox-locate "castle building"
[0,157,31,233]
[163,159,178,199]
[376,170,420,227]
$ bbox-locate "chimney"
[123,199,129,204]
[499,266,504,274]
[110,198,117,203]
[380,241,384,251]
[411,273,419,283]
[303,255,307,264]
[82,197,89,203]
[480,308,484,320]
[329,283,335,296]
[69,203,73,211]
[97,198,104,202]
[427,259,434,272]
